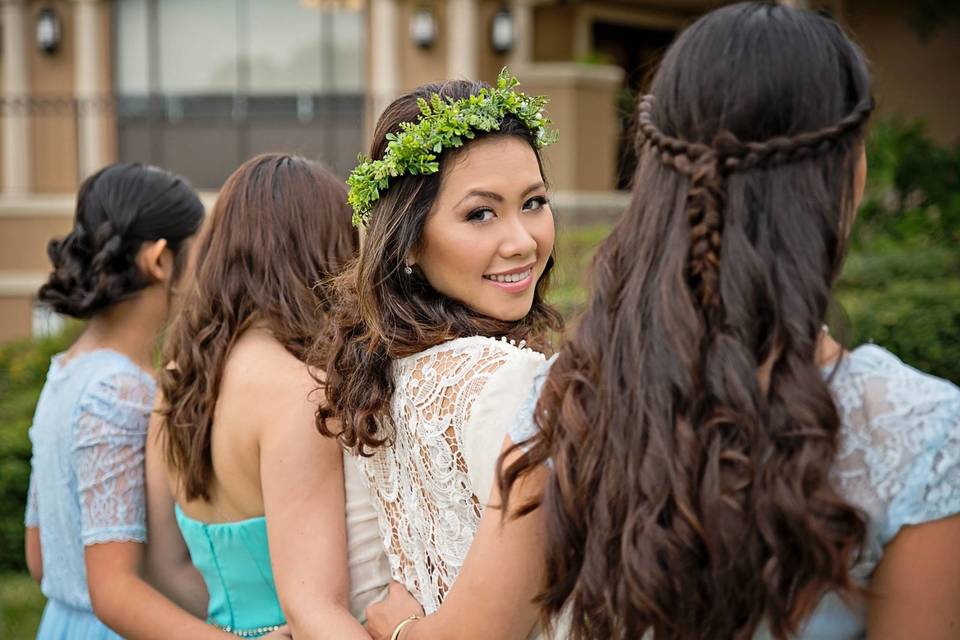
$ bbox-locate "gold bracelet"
[390,615,421,640]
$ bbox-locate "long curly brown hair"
[159,153,358,501]
[313,79,562,455]
[501,4,873,639]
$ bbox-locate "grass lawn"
[551,224,611,317]
[0,573,44,639]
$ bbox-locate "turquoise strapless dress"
[175,505,286,637]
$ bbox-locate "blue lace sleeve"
[72,369,154,546]
[883,386,960,543]
[508,354,557,447]
[831,346,960,549]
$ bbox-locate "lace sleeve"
[24,467,39,528]
[832,346,960,548]
[507,354,557,448]
[72,369,155,546]
[462,348,552,500]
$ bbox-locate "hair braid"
[638,96,725,317]
[719,98,874,172]
[637,95,872,318]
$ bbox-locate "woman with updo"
[23,164,274,638]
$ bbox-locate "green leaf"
[346,66,556,227]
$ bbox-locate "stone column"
[74,0,111,181]
[508,0,533,70]
[447,0,478,80]
[1,0,32,194]
[368,0,401,134]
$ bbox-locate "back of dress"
[349,335,547,613]
[26,349,154,638]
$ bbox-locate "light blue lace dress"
[24,349,155,639]
[510,345,960,639]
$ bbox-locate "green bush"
[837,276,960,383]
[838,117,960,384]
[0,327,79,573]
[0,573,44,639]
[855,118,960,248]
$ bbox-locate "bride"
[314,71,561,639]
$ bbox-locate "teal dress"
[175,505,286,638]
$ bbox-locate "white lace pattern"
[352,336,546,613]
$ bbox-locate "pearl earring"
[404,264,413,275]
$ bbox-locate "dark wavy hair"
[501,4,873,639]
[314,79,562,455]
[38,163,203,318]
[159,153,358,501]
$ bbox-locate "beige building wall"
[532,4,577,62]
[399,0,449,89]
[391,0,515,103]
[0,296,36,343]
[0,209,72,272]
[28,0,79,193]
[22,0,116,194]
[0,198,73,342]
[523,64,624,191]
[843,0,960,143]
[88,0,118,177]
[367,0,626,193]
[0,1,116,342]
[477,0,512,83]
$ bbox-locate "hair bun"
[38,224,139,319]
[37,162,204,319]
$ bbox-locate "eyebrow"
[454,182,545,209]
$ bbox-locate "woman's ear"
[137,239,173,284]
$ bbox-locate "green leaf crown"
[347,68,558,227]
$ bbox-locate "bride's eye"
[522,196,549,212]
[466,208,496,223]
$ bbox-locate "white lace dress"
[347,335,547,614]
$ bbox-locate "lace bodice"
[350,336,547,613]
[25,350,155,611]
[511,344,960,639]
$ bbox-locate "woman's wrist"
[390,615,420,640]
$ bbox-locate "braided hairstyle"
[500,4,873,639]
[38,163,204,319]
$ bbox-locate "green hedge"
[0,573,44,638]
[0,328,79,573]
[840,117,960,383]
[840,280,960,381]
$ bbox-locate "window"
[113,0,367,189]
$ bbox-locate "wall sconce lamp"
[36,7,62,55]
[410,7,437,49]
[490,7,514,54]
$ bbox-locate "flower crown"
[347,68,558,227]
